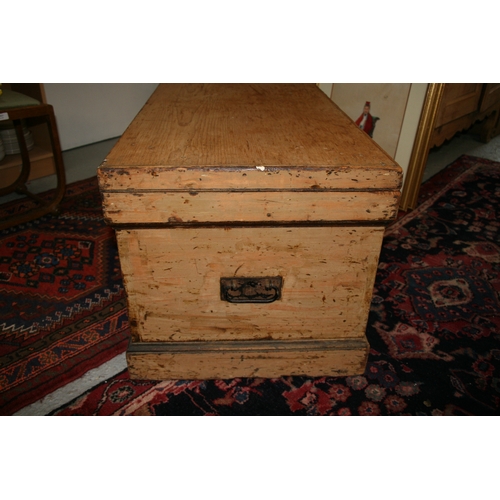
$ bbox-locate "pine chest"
[98,83,402,380]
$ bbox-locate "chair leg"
[0,106,67,230]
[45,105,66,211]
[0,119,32,197]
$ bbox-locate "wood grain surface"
[98,84,401,191]
[127,338,369,379]
[116,226,384,342]
[102,190,400,225]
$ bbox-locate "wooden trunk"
[98,84,402,380]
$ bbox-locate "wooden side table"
[0,88,66,230]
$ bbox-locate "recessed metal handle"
[220,276,283,303]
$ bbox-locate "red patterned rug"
[2,155,500,415]
[0,178,129,415]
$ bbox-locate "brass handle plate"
[220,276,283,303]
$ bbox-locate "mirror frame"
[399,83,445,211]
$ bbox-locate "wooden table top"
[104,84,398,168]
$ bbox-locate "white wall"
[393,84,428,182]
[44,84,159,151]
[317,83,333,98]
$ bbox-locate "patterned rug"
[0,178,129,415]
[2,155,500,415]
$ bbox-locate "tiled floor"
[423,131,500,182]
